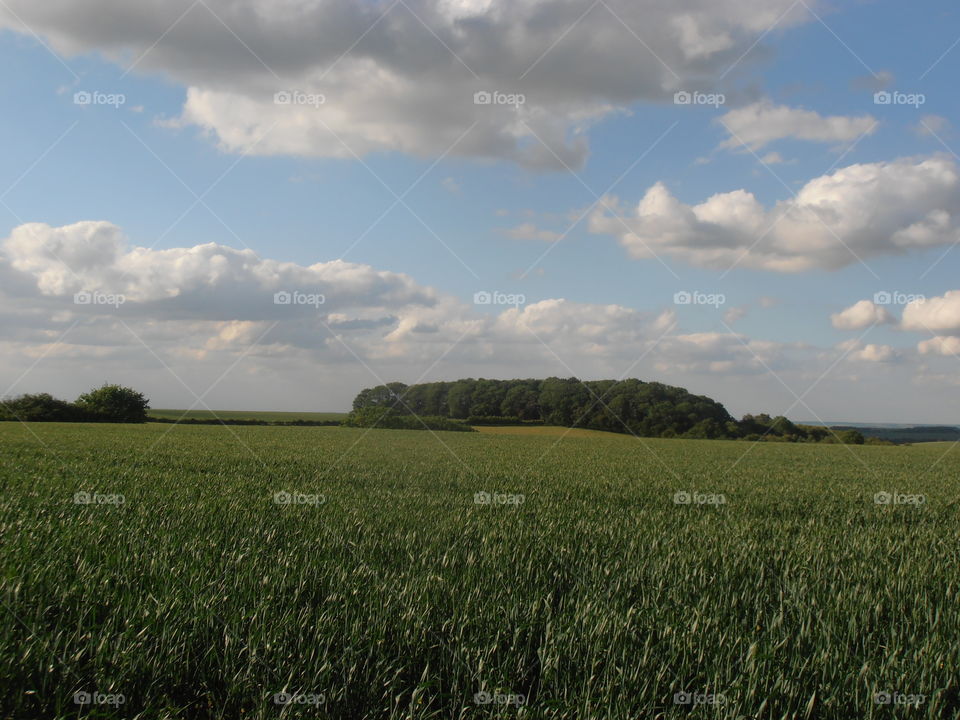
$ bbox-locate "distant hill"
[828,425,960,444]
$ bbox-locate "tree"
[500,384,540,420]
[836,429,865,445]
[351,383,409,413]
[0,393,83,422]
[76,384,150,423]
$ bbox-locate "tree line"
[4,377,874,444]
[0,385,149,423]
[350,378,869,443]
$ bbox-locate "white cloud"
[723,305,748,324]
[589,155,960,271]
[914,115,950,138]
[718,100,877,152]
[901,290,960,334]
[500,222,561,242]
[0,220,684,372]
[651,332,794,375]
[2,221,437,317]
[917,335,960,357]
[0,0,813,170]
[851,343,896,363]
[831,300,893,330]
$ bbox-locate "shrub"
[76,385,150,423]
[0,393,85,422]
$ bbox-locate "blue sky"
[0,0,959,421]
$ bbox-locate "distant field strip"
[1,423,958,719]
[149,409,347,422]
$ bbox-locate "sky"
[0,0,958,422]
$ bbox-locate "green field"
[149,409,347,422]
[1,423,958,719]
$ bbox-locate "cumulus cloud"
[717,100,877,152]
[0,220,686,371]
[651,332,794,375]
[917,335,960,357]
[831,300,893,330]
[901,290,960,334]
[883,290,960,361]
[2,221,438,320]
[589,155,960,271]
[0,0,813,170]
[500,222,561,242]
[851,343,896,363]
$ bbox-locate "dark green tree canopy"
[75,384,150,423]
[350,378,869,443]
[351,377,735,438]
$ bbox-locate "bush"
[76,385,150,423]
[0,393,85,422]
